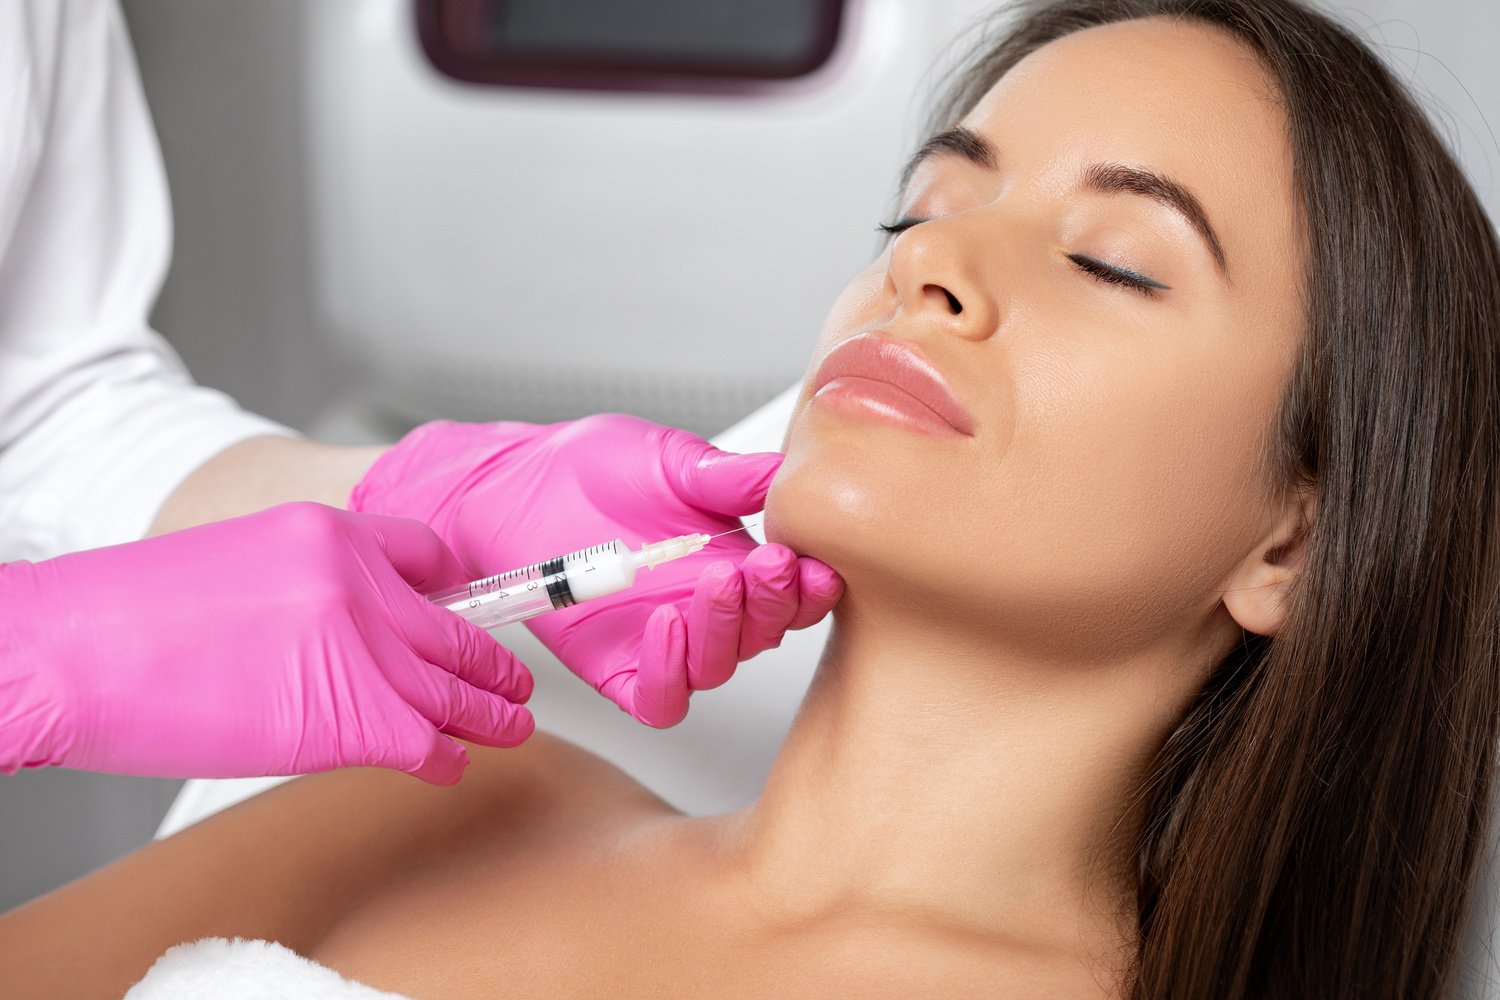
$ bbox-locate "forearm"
[148,437,389,535]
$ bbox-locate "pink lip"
[810,334,974,437]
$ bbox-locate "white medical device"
[427,531,723,630]
[295,0,1002,439]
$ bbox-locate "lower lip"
[811,376,968,438]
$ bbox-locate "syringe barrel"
[427,539,638,631]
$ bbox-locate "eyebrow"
[900,127,1230,278]
[1081,162,1229,276]
[899,126,997,191]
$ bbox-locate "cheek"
[999,334,1285,616]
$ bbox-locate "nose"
[882,217,999,341]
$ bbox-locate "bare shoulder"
[244,728,679,871]
[0,730,670,999]
[451,729,677,832]
[305,732,680,978]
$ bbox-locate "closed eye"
[878,220,1170,299]
[877,216,929,239]
[1066,253,1170,297]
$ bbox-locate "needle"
[708,521,760,540]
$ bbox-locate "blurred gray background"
[2,0,1496,914]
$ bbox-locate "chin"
[763,407,944,585]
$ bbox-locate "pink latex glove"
[0,503,533,783]
[350,414,843,727]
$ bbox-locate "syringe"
[426,529,744,630]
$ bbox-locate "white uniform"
[0,0,291,561]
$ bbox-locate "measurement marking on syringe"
[431,535,707,630]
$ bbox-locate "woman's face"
[766,17,1304,658]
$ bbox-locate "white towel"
[123,938,412,1000]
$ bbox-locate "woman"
[4,0,1497,996]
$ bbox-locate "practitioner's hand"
[0,503,533,783]
[350,414,844,726]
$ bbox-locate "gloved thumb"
[402,730,470,786]
[662,430,783,517]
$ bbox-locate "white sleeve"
[0,0,294,561]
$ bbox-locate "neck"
[720,586,1216,956]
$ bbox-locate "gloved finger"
[737,544,801,661]
[686,561,744,690]
[660,428,783,517]
[786,557,845,631]
[601,604,689,728]
[398,725,471,786]
[395,591,534,704]
[364,511,474,592]
[406,664,536,748]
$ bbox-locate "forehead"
[956,17,1299,289]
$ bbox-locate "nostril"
[921,284,964,314]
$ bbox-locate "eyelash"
[876,217,925,237]
[876,218,1167,299]
[1065,253,1165,298]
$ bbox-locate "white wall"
[1341,0,1499,220]
[124,1,342,432]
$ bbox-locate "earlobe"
[1222,490,1317,638]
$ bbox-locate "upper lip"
[811,333,974,435]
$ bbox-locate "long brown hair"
[926,2,1500,995]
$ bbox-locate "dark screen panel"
[499,0,821,63]
[417,0,847,92]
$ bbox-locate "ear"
[1221,488,1317,637]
